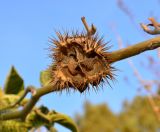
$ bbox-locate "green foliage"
[4,66,24,95]
[0,67,79,132]
[0,120,28,132]
[119,96,160,132]
[26,105,78,132]
[76,102,118,132]
[76,97,160,132]
[40,69,52,87]
[26,106,51,129]
[0,94,28,109]
[49,112,79,132]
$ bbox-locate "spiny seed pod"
[50,18,115,93]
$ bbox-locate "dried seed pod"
[50,31,115,93]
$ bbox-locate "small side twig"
[147,94,160,121]
[0,86,36,111]
[11,86,36,108]
[0,84,57,121]
[115,32,160,121]
[34,109,51,123]
[140,17,160,35]
[81,17,96,36]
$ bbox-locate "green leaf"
[0,120,28,132]
[50,112,79,132]
[40,70,52,87]
[26,107,78,132]
[26,105,51,128]
[0,94,28,109]
[46,126,57,132]
[4,66,24,95]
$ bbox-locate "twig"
[81,17,96,36]
[115,33,160,121]
[0,84,57,121]
[140,17,160,35]
[147,94,160,121]
[34,109,51,122]
[108,37,160,63]
[12,86,36,107]
[1,17,160,121]
[1,37,160,121]
[0,86,36,113]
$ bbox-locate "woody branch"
[0,17,160,121]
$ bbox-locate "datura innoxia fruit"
[48,17,115,93]
[49,31,115,93]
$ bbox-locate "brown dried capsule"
[49,31,115,93]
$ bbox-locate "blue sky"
[0,0,159,131]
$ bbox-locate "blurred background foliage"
[75,96,160,132]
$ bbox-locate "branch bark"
[1,36,160,121]
[108,37,160,63]
[0,84,57,120]
[1,17,160,121]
